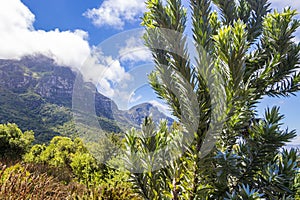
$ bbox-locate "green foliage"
[124,118,182,199]
[24,136,100,184]
[23,135,140,199]
[0,160,142,200]
[0,123,34,160]
[70,152,101,186]
[95,169,142,200]
[125,115,299,199]
[23,144,46,163]
[124,0,300,199]
[86,132,123,165]
[0,85,70,143]
[295,168,300,199]
[29,137,85,166]
[224,184,264,200]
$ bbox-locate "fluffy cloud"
[0,0,134,110]
[83,0,145,29]
[0,0,91,68]
[119,35,152,63]
[80,50,132,109]
[96,58,132,98]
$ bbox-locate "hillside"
[0,55,173,143]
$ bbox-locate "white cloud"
[119,36,152,63]
[270,0,300,11]
[0,0,135,111]
[0,0,91,68]
[83,0,145,29]
[80,50,132,109]
[81,52,131,88]
[129,92,143,103]
[97,59,132,97]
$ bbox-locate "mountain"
[122,103,174,127]
[0,55,173,143]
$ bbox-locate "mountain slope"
[0,55,173,143]
[122,103,174,127]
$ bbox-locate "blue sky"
[0,0,299,146]
[21,0,132,45]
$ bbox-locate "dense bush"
[22,135,141,199]
[0,123,34,160]
[24,136,101,184]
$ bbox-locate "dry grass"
[0,163,71,199]
[0,163,142,200]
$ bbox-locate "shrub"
[0,123,34,160]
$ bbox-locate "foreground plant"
[124,0,300,199]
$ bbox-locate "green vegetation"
[0,58,124,143]
[0,163,141,199]
[0,123,34,160]
[0,123,141,199]
[24,136,102,185]
[124,113,299,199]
[122,0,300,199]
[1,0,300,199]
[296,170,300,198]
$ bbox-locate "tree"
[0,123,34,160]
[124,0,300,199]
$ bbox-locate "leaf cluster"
[126,0,300,199]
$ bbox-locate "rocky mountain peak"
[0,55,174,142]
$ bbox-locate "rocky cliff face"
[0,62,36,93]
[0,55,173,142]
